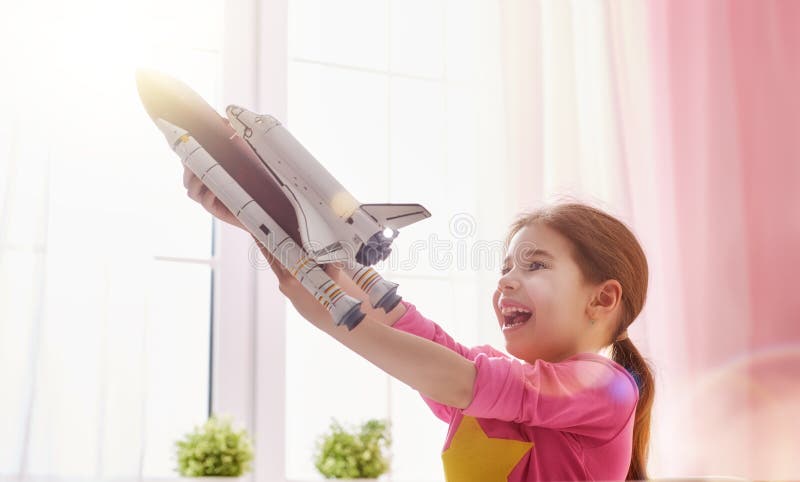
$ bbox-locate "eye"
[528,261,548,271]
[500,261,548,275]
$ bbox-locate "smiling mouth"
[500,308,533,331]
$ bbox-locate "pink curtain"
[645,0,799,477]
[499,0,799,477]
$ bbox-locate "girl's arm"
[255,237,476,409]
[309,311,476,409]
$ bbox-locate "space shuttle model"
[136,70,431,330]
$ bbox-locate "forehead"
[504,223,569,262]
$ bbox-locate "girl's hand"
[183,166,245,230]
[253,236,369,327]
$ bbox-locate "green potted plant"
[174,413,254,479]
[313,418,392,480]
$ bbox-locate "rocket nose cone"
[135,70,225,141]
[135,68,167,120]
[135,68,154,86]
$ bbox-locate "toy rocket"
[135,70,430,330]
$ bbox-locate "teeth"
[503,316,529,328]
[500,305,533,329]
[500,306,532,316]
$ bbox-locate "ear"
[587,279,622,320]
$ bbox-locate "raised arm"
[312,311,476,409]
[254,238,476,408]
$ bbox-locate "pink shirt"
[391,301,639,482]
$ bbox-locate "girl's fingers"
[322,261,341,277]
[187,176,207,201]
[200,186,217,211]
[183,166,194,189]
[251,235,291,283]
[263,249,283,274]
[211,197,242,227]
[322,262,372,302]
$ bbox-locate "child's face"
[494,222,595,363]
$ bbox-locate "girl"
[185,167,655,481]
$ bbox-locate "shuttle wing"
[360,203,431,230]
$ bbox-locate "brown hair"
[503,201,655,481]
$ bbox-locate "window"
[0,0,223,478]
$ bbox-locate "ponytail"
[611,337,655,481]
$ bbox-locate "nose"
[497,271,520,292]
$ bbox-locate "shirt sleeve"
[462,352,640,444]
[390,300,507,423]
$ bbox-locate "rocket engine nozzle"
[356,231,394,266]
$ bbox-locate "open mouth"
[500,307,533,331]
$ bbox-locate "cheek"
[519,277,553,311]
[520,276,576,326]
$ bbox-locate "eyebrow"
[503,248,555,264]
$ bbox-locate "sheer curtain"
[276,0,518,480]
[0,1,226,479]
[499,0,800,479]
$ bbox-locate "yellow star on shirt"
[441,415,533,482]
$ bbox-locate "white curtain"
[0,1,222,479]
